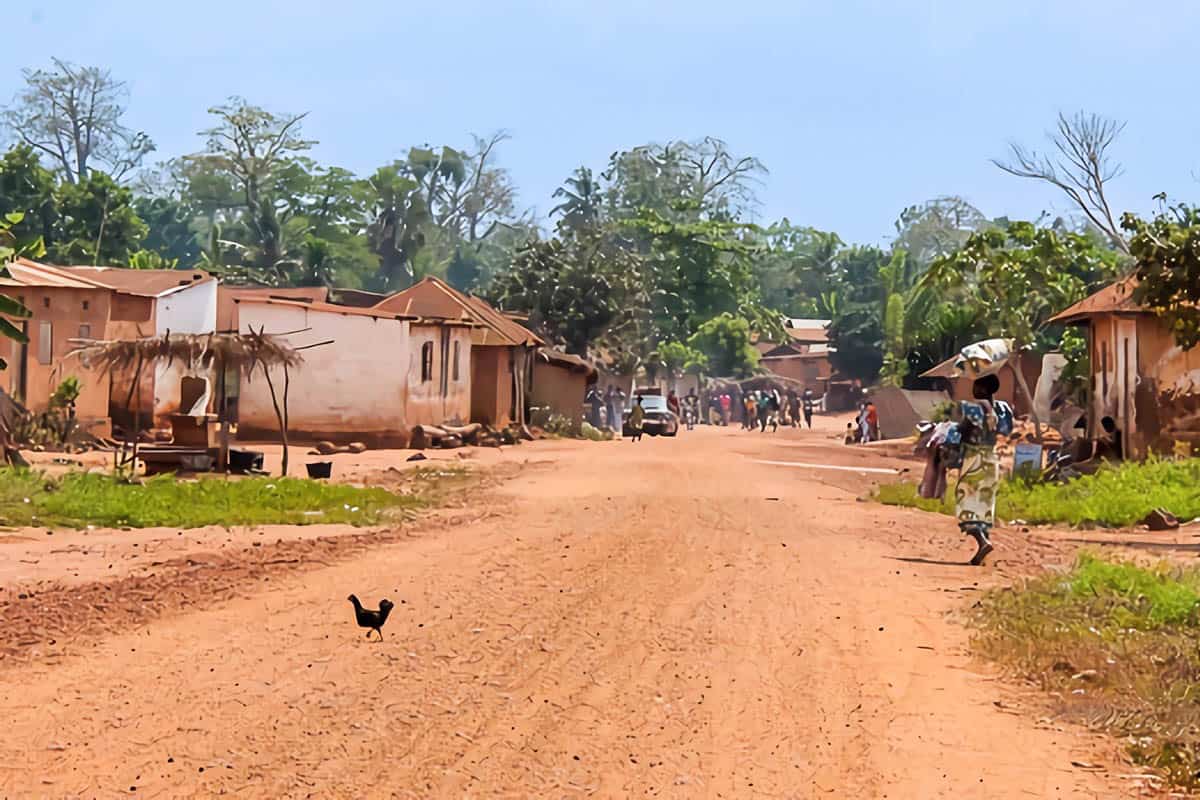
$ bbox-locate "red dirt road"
[0,423,1128,798]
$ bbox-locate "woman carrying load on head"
[951,373,1013,566]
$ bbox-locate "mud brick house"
[233,296,473,446]
[374,277,543,428]
[1051,276,1200,459]
[531,349,597,424]
[757,318,834,394]
[0,259,217,433]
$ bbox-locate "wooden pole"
[217,360,230,473]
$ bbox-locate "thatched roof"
[69,331,304,376]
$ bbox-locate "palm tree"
[551,167,602,234]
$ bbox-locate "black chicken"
[347,594,395,641]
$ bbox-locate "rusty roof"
[1049,276,1147,323]
[374,276,543,347]
[538,348,598,378]
[234,296,418,321]
[9,259,213,297]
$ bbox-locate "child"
[844,422,856,445]
[628,396,645,442]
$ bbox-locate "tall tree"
[0,144,57,246]
[363,162,429,287]
[181,98,314,276]
[994,112,1130,253]
[893,196,991,266]
[133,195,200,267]
[550,166,603,235]
[603,137,766,221]
[2,59,154,183]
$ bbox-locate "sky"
[3,0,1198,245]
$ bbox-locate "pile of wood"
[410,422,528,450]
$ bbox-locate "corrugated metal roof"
[235,296,418,321]
[9,259,213,297]
[375,277,543,347]
[1050,276,1147,323]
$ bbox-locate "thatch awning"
[68,331,304,377]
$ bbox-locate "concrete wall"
[236,303,412,445]
[470,345,513,427]
[0,285,113,432]
[152,281,218,423]
[406,322,472,427]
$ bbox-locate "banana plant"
[0,212,37,370]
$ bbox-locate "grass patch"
[972,554,1200,790]
[877,457,1200,528]
[0,468,422,529]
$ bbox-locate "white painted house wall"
[236,302,412,443]
[152,280,219,420]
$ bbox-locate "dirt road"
[0,422,1125,798]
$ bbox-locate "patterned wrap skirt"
[954,443,1000,533]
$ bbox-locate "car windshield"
[636,395,669,413]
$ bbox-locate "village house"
[920,354,1042,417]
[373,277,543,428]
[0,259,217,433]
[1050,276,1200,460]
[757,318,835,394]
[531,349,597,423]
[232,296,473,446]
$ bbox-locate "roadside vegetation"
[877,457,1200,528]
[972,554,1200,790]
[0,468,423,529]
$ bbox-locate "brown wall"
[407,322,473,427]
[946,359,1040,417]
[760,355,830,391]
[470,345,514,427]
[531,360,588,420]
[0,286,113,428]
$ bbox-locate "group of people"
[844,401,881,444]
[585,385,629,432]
[700,387,817,432]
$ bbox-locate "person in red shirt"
[866,401,880,442]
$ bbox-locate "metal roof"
[1049,276,1147,324]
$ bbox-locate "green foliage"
[876,457,1200,528]
[0,469,413,528]
[655,341,708,378]
[923,220,1120,349]
[1123,204,1200,348]
[687,314,759,378]
[49,376,81,409]
[1069,555,1200,627]
[0,212,36,366]
[49,170,147,264]
[133,195,200,267]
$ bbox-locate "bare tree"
[2,58,155,183]
[993,112,1129,253]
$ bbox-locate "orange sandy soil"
[0,416,1164,798]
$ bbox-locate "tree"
[994,112,1130,254]
[603,137,766,221]
[0,145,57,246]
[825,246,890,382]
[923,220,1122,433]
[491,227,642,356]
[49,171,147,265]
[654,340,708,389]
[893,196,991,266]
[2,59,154,183]
[551,166,603,235]
[134,195,200,267]
[687,314,759,378]
[182,98,314,274]
[363,162,429,287]
[1123,204,1200,348]
[753,222,843,316]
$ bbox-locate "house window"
[42,296,50,309]
[421,341,434,382]
[37,321,52,365]
[82,300,89,311]
[452,341,461,381]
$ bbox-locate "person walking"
[788,390,801,428]
[744,393,757,430]
[683,388,700,430]
[604,385,618,434]
[586,385,604,429]
[720,393,732,426]
[667,389,681,419]
[857,403,870,444]
[628,396,646,442]
[757,390,771,433]
[802,389,815,429]
[950,374,1013,566]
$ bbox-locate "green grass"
[972,555,1200,789]
[0,468,422,529]
[877,457,1200,528]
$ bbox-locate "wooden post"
[217,360,230,473]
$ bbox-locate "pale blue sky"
[3,0,1197,244]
